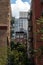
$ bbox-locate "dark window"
[0,26,7,30]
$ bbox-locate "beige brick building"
[0,0,11,64]
[0,0,11,41]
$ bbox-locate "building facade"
[0,0,11,64]
[0,0,11,43]
[11,17,15,39]
[14,12,28,44]
[15,11,28,33]
[19,12,28,32]
[15,31,27,44]
[11,12,28,44]
[27,11,33,59]
[31,0,43,65]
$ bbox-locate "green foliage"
[8,41,31,65]
[0,40,33,65]
[0,46,7,65]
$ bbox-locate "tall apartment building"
[19,12,28,32]
[11,12,28,36]
[15,11,28,33]
[30,0,43,65]
[0,0,11,64]
[11,18,27,44]
[11,12,28,44]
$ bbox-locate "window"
[28,39,31,42]
[28,38,33,42]
[20,35,23,38]
[20,40,22,42]
[28,26,32,31]
[16,35,19,38]
[28,21,32,26]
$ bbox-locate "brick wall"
[0,0,11,64]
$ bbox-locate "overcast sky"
[11,0,31,18]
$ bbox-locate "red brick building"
[31,0,43,65]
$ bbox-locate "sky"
[11,0,31,18]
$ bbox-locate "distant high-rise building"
[11,12,28,44]
[14,12,28,44]
[19,12,28,32]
